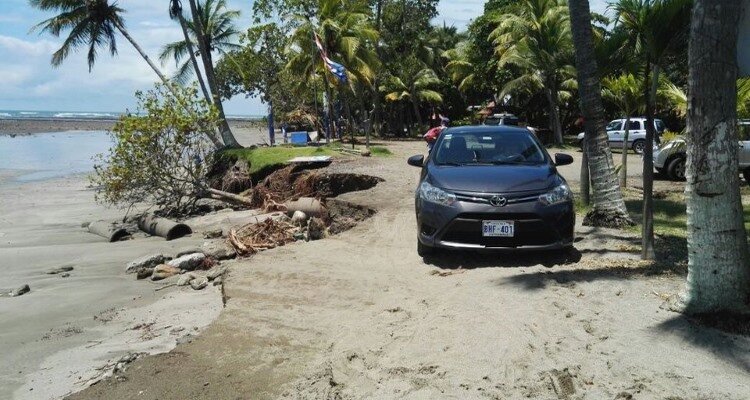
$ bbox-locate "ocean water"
[0,109,264,121]
[0,131,114,182]
[0,110,120,120]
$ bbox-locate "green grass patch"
[370,146,393,157]
[224,146,338,175]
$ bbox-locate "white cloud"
[0,35,58,57]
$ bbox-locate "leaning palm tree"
[490,0,574,145]
[182,0,241,147]
[161,0,240,87]
[603,73,644,188]
[30,0,170,83]
[566,0,632,227]
[381,68,443,128]
[167,0,211,102]
[611,0,692,259]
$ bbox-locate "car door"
[606,120,624,147]
[626,120,643,146]
[738,122,750,169]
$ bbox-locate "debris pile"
[125,250,227,291]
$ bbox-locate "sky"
[0,0,608,116]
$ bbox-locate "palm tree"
[567,0,632,227]
[661,78,750,119]
[490,0,574,145]
[286,0,379,140]
[612,0,692,260]
[381,68,443,128]
[30,0,170,84]
[167,0,211,102]
[603,73,643,188]
[161,0,240,87]
[443,41,478,94]
[184,0,241,147]
[682,0,749,313]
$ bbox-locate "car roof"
[612,117,662,121]
[444,125,529,134]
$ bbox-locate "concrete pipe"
[284,197,326,218]
[138,214,192,241]
[88,221,130,242]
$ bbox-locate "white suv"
[577,118,666,154]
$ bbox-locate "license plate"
[482,220,515,237]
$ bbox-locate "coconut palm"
[611,0,692,259]
[167,0,211,102]
[443,41,477,94]
[178,0,241,147]
[381,68,443,128]
[661,78,750,119]
[490,0,574,145]
[161,0,240,86]
[30,0,170,83]
[566,0,632,227]
[286,0,380,139]
[603,73,643,188]
[683,0,750,313]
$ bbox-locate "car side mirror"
[555,153,574,166]
[407,154,425,167]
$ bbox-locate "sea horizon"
[0,109,265,121]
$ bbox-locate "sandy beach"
[0,174,223,399]
[55,141,747,400]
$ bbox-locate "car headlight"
[419,181,456,206]
[539,183,572,206]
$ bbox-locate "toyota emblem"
[489,196,507,207]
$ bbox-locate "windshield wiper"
[437,161,464,166]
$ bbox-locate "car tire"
[417,239,434,257]
[632,139,646,154]
[743,168,750,186]
[667,157,686,181]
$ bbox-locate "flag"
[314,34,348,84]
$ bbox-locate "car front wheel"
[417,239,434,257]
[667,157,686,181]
[632,140,646,154]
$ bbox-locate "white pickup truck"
[577,118,666,154]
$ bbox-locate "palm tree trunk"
[620,116,630,188]
[178,14,211,103]
[567,0,632,227]
[544,85,563,145]
[580,138,590,205]
[683,0,750,313]
[114,20,223,149]
[372,0,384,137]
[642,62,657,260]
[187,0,240,148]
[411,96,423,129]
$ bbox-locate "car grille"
[439,213,562,247]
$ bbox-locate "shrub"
[91,84,220,215]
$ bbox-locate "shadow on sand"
[656,313,750,373]
[422,247,583,269]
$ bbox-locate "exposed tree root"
[582,209,635,229]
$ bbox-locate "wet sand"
[0,174,222,399]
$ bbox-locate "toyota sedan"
[407,125,575,257]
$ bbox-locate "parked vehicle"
[407,126,575,257]
[654,120,750,182]
[483,113,520,126]
[576,117,666,154]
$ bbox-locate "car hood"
[428,164,559,193]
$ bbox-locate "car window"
[606,120,622,131]
[433,130,546,165]
[739,123,750,141]
[655,120,665,132]
[484,117,501,125]
[627,121,641,130]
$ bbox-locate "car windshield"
[433,130,546,166]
